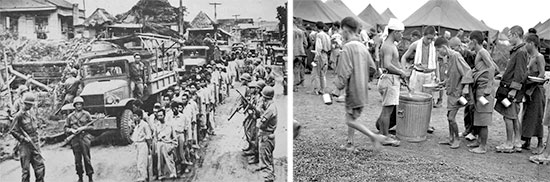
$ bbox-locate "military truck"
[177,46,210,81]
[61,33,181,144]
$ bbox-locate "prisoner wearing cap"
[387,18,404,31]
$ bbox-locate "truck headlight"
[104,93,120,105]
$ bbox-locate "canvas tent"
[324,0,372,28]
[381,8,397,23]
[403,0,494,41]
[536,19,550,48]
[358,4,385,27]
[294,0,343,24]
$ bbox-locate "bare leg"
[346,127,355,144]
[376,106,394,136]
[498,118,515,149]
[346,114,385,149]
[470,126,488,154]
[543,126,550,157]
[448,109,460,148]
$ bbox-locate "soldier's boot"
[77,175,83,182]
[88,175,93,182]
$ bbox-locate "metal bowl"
[528,76,546,83]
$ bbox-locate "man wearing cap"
[254,86,277,182]
[434,37,472,149]
[65,96,95,182]
[131,53,146,98]
[9,93,45,182]
[401,26,439,95]
[314,21,331,95]
[376,18,408,146]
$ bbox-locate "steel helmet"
[240,73,252,82]
[22,93,37,105]
[261,86,275,99]
[248,81,259,88]
[73,96,84,106]
[256,80,267,90]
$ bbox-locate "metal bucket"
[396,91,433,142]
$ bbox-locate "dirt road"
[294,73,550,182]
[192,77,288,182]
[0,67,287,182]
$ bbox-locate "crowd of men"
[4,40,281,182]
[294,16,550,164]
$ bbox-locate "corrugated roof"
[46,0,73,9]
[190,11,216,29]
[0,0,56,12]
[83,8,117,27]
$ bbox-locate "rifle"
[62,117,101,146]
[227,90,252,121]
[20,128,43,159]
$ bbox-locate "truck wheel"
[119,109,134,144]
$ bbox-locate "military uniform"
[257,97,277,182]
[65,110,94,178]
[10,108,45,182]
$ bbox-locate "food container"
[458,96,468,105]
[478,96,489,105]
[323,93,332,105]
[501,98,511,107]
[396,92,433,142]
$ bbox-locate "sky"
[333,0,548,31]
[67,0,286,21]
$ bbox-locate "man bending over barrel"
[434,37,472,149]
[335,17,386,152]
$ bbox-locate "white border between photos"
[286,0,294,182]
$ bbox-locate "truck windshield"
[182,49,206,57]
[83,60,127,78]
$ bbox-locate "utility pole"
[179,0,184,36]
[209,2,222,20]
[209,2,221,44]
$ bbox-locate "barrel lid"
[400,92,433,102]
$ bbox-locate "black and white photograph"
[0,0,288,181]
[293,0,550,181]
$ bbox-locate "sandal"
[496,144,514,153]
[529,154,550,164]
[450,141,461,149]
[438,140,452,145]
[532,146,545,155]
[467,142,480,148]
[469,147,487,154]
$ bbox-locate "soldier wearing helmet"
[255,86,277,181]
[252,59,266,81]
[64,96,95,182]
[240,73,252,87]
[10,84,31,161]
[9,93,45,182]
[11,85,30,117]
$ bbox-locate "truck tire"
[119,109,134,144]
